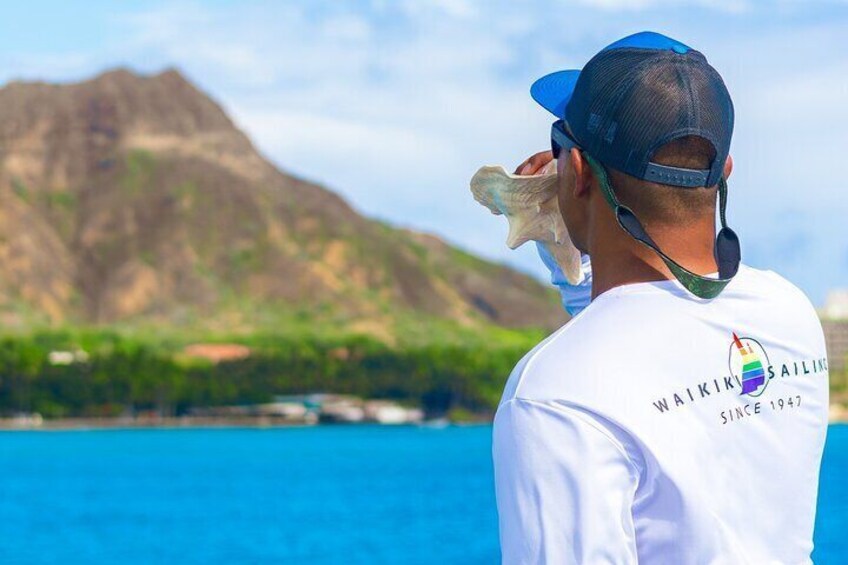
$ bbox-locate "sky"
[0,0,845,304]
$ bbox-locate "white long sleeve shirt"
[493,264,829,564]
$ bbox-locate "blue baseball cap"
[531,31,741,299]
[531,31,734,188]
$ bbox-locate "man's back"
[493,265,829,563]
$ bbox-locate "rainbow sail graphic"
[733,333,765,395]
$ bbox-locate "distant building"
[314,394,366,423]
[182,343,251,363]
[823,320,848,375]
[822,290,848,377]
[296,394,424,424]
[824,290,848,320]
[190,394,423,425]
[48,349,89,365]
[363,400,424,424]
[254,400,310,420]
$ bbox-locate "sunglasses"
[550,120,581,160]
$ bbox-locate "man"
[492,32,829,563]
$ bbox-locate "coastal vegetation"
[0,323,544,420]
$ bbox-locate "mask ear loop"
[715,177,741,280]
[582,153,740,299]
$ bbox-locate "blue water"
[0,424,845,564]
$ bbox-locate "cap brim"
[530,70,581,118]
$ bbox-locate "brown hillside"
[0,68,565,333]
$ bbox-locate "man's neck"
[588,224,718,300]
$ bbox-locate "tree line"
[0,333,529,419]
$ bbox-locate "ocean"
[0,424,845,564]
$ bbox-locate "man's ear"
[570,147,592,198]
[723,154,733,180]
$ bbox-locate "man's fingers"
[515,152,549,174]
[516,151,554,175]
[514,159,531,175]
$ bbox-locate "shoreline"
[0,415,491,431]
[3,407,845,431]
[0,416,313,431]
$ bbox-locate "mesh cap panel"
[565,47,734,187]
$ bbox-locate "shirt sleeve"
[534,242,592,316]
[492,398,639,564]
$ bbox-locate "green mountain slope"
[0,68,565,339]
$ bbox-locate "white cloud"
[572,0,751,12]
[397,0,479,19]
[83,1,847,302]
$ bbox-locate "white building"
[824,290,848,320]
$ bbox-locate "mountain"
[0,68,564,338]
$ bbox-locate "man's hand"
[515,150,554,175]
[517,149,593,316]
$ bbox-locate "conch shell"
[470,160,582,284]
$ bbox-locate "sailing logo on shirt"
[650,331,827,416]
[729,333,770,397]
